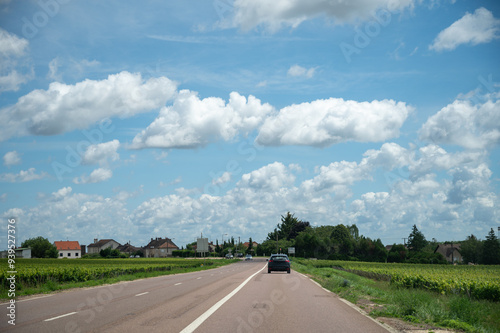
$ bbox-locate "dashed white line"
[135,292,149,297]
[197,277,202,280]
[44,312,78,322]
[174,282,182,286]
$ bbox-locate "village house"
[145,237,179,258]
[116,242,141,256]
[87,239,120,254]
[54,241,81,259]
[434,243,462,263]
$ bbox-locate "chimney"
[94,238,98,244]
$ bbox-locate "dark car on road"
[267,254,290,274]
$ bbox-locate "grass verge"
[1,259,238,300]
[292,260,500,333]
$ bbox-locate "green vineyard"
[0,258,231,291]
[296,259,500,302]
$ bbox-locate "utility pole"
[402,238,407,246]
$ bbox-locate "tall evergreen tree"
[481,228,500,265]
[407,224,427,253]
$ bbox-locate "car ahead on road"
[268,254,290,274]
[245,254,253,261]
[225,254,234,259]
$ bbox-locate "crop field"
[0,258,233,292]
[296,259,500,302]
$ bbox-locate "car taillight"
[286,260,289,262]
[269,260,273,262]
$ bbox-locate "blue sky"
[1,0,499,250]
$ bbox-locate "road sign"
[197,237,208,253]
[288,247,295,254]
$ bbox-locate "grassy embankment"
[0,258,239,299]
[292,259,500,333]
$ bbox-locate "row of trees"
[255,212,390,262]
[460,229,500,265]
[254,212,500,265]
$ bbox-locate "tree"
[21,236,58,258]
[459,234,482,264]
[481,228,500,265]
[267,212,309,241]
[407,225,427,253]
[387,244,407,263]
[247,237,253,254]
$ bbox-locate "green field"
[0,258,237,299]
[297,259,500,301]
[293,259,500,332]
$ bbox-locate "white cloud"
[3,151,21,166]
[47,57,62,81]
[231,0,414,31]
[0,27,28,58]
[0,168,47,182]
[212,171,231,185]
[256,98,411,147]
[0,71,177,141]
[419,97,500,149]
[131,90,274,149]
[287,64,315,78]
[73,168,113,184]
[82,140,120,166]
[238,162,295,191]
[430,7,500,52]
[0,28,32,93]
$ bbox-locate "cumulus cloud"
[0,168,47,182]
[429,7,500,52]
[287,64,315,78]
[2,143,498,250]
[212,171,231,185]
[131,90,274,149]
[0,71,177,141]
[419,97,500,149]
[0,28,32,92]
[1,187,133,247]
[256,98,411,147]
[3,151,21,166]
[231,0,414,31]
[73,168,113,184]
[82,140,120,166]
[238,162,295,191]
[0,27,28,58]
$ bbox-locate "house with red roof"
[54,241,81,259]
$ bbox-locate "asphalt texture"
[0,259,391,333]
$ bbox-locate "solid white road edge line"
[44,312,78,322]
[179,264,267,333]
[296,272,398,333]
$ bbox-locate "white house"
[54,241,81,259]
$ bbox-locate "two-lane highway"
[1,260,393,332]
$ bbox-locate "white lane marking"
[180,264,267,333]
[197,277,202,280]
[135,292,149,297]
[175,282,182,286]
[44,312,78,322]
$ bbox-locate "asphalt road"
[1,259,392,333]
